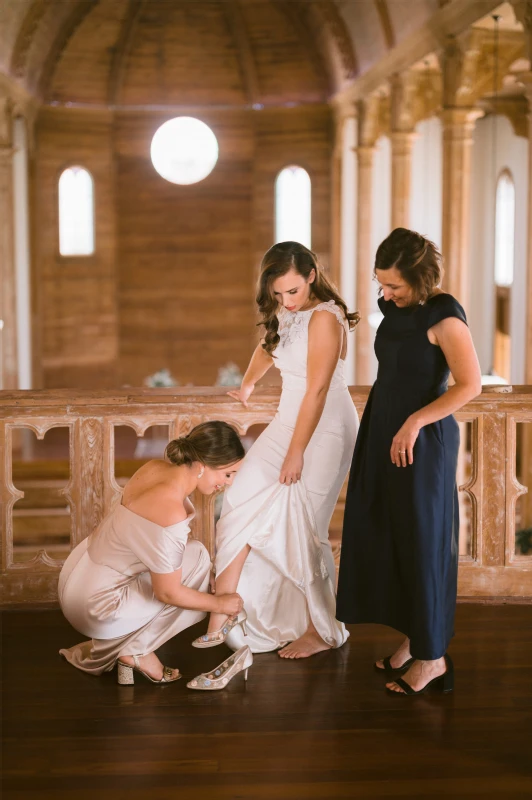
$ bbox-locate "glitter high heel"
[117,655,181,685]
[187,645,253,691]
[191,609,247,649]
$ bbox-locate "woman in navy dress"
[336,228,481,695]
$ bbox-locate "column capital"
[390,70,418,134]
[390,130,418,151]
[440,106,484,135]
[356,94,385,148]
[441,30,485,109]
[353,145,375,167]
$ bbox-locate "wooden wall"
[34,108,118,389]
[33,104,332,389]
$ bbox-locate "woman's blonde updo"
[257,241,360,357]
[165,421,244,469]
[374,228,443,305]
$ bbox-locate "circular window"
[150,117,219,185]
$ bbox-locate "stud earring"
[198,467,205,479]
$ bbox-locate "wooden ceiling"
[0,0,444,108]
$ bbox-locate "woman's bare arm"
[151,570,243,616]
[227,342,274,407]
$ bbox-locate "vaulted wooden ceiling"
[0,0,445,107]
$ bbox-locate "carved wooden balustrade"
[1,386,531,606]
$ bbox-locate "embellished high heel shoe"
[192,609,247,649]
[117,655,181,685]
[386,654,454,696]
[187,645,253,691]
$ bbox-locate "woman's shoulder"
[309,299,346,325]
[123,464,188,528]
[425,292,467,326]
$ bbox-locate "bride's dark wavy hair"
[256,241,360,356]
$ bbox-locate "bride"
[193,241,359,659]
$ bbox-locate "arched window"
[494,169,515,287]
[275,166,311,248]
[58,167,95,256]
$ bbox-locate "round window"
[150,117,219,185]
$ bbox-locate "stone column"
[390,72,417,230]
[390,131,416,230]
[354,143,375,385]
[354,96,381,386]
[440,107,482,311]
[0,95,17,390]
[329,111,344,289]
[512,0,532,381]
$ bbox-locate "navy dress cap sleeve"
[427,293,467,329]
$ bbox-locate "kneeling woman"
[59,422,245,684]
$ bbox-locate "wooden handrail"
[1,385,531,606]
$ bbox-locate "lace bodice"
[275,299,348,391]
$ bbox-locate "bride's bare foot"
[375,637,412,670]
[119,652,180,681]
[278,630,332,659]
[386,657,446,693]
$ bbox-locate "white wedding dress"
[216,300,359,653]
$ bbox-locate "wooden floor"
[2,604,532,799]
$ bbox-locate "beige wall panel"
[252,105,332,261]
[34,108,118,389]
[114,109,256,388]
[32,105,332,390]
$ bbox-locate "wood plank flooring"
[2,604,532,799]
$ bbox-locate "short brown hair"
[165,421,244,469]
[374,228,443,305]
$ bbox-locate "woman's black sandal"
[385,654,454,695]
[374,655,415,673]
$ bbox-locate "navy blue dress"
[336,293,467,660]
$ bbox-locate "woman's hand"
[216,592,244,617]
[227,381,255,408]
[280,449,304,485]
[209,570,216,595]
[391,417,421,467]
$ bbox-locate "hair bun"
[165,437,199,467]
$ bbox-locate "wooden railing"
[1,386,531,606]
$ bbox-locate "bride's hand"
[216,592,244,616]
[280,449,304,485]
[227,381,255,408]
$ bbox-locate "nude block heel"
[117,662,134,685]
[117,655,181,685]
